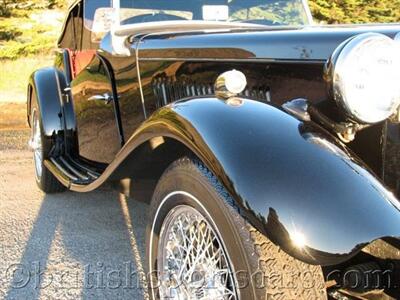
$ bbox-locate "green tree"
[309,0,400,24]
[1,0,14,17]
[0,0,65,16]
[47,0,65,9]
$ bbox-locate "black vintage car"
[27,0,400,299]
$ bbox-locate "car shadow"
[4,185,149,300]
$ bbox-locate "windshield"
[116,0,312,26]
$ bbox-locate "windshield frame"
[110,0,314,29]
[302,0,314,25]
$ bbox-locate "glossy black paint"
[97,54,125,147]
[70,54,122,163]
[383,121,400,195]
[27,0,400,267]
[28,67,66,140]
[136,25,400,61]
[97,46,146,151]
[97,24,400,175]
[54,49,79,156]
[64,97,400,265]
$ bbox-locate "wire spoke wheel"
[158,205,238,300]
[149,159,327,299]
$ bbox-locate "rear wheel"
[147,158,327,300]
[29,107,65,193]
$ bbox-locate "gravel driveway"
[2,130,399,300]
[0,130,148,300]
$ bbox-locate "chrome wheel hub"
[158,205,238,300]
[29,110,43,179]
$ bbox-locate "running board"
[44,155,105,187]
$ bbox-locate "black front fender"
[82,97,400,265]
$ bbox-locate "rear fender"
[28,67,67,139]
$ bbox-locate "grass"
[0,57,54,129]
[0,56,54,103]
[0,7,62,129]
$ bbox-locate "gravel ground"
[0,130,148,300]
[1,129,399,300]
[0,129,31,151]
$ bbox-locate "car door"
[69,1,123,164]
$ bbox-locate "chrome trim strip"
[134,35,148,119]
[50,157,79,181]
[59,156,90,181]
[138,57,325,64]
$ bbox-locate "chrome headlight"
[326,33,400,124]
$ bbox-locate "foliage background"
[0,0,399,108]
[1,0,399,60]
[310,0,400,24]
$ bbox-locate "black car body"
[27,0,400,299]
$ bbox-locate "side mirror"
[91,7,115,43]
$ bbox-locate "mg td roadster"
[27,0,400,299]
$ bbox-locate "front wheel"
[147,158,327,300]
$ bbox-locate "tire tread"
[163,157,327,300]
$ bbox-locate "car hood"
[130,23,400,62]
